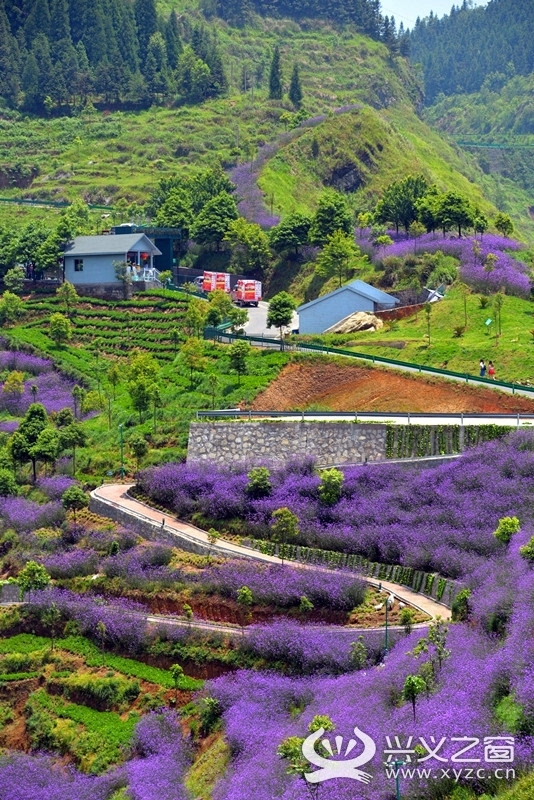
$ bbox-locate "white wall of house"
[64,254,122,284]
[299,290,376,334]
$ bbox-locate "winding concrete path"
[91,483,451,622]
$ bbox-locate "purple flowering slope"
[210,537,534,799]
[139,433,534,579]
[357,229,530,297]
[0,711,190,800]
[0,349,81,416]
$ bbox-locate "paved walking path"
[91,484,451,621]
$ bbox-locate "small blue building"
[297,280,399,334]
[63,233,162,286]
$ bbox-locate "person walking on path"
[480,359,486,377]
[488,361,495,379]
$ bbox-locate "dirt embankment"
[249,362,534,414]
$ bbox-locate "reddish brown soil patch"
[250,362,534,414]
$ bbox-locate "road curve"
[91,483,451,622]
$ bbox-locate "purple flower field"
[2,433,534,797]
[0,349,80,416]
[210,527,534,799]
[138,434,534,579]
[358,229,531,297]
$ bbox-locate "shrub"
[246,467,272,499]
[318,468,344,506]
[494,516,520,545]
[519,536,534,563]
[451,588,471,622]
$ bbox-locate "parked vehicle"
[231,279,262,307]
[202,271,231,293]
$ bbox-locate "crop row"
[26,688,138,772]
[58,635,201,690]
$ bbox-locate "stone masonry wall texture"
[187,422,387,467]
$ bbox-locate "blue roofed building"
[297,280,399,334]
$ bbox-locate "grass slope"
[5,290,289,474]
[304,284,534,383]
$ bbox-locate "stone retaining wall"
[187,421,387,467]
[89,495,211,555]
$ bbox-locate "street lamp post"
[118,424,125,479]
[393,758,405,800]
[385,593,394,655]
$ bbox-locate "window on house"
[74,259,84,272]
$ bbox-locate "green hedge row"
[246,539,458,608]
[385,424,513,459]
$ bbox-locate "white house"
[297,279,399,334]
[63,234,162,286]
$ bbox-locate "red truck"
[231,279,262,307]
[201,271,231,293]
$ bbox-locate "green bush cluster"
[47,672,140,711]
[25,688,138,773]
[493,516,521,544]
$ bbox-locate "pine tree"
[49,0,71,44]
[135,0,158,55]
[165,10,182,70]
[21,51,40,111]
[268,44,282,100]
[288,62,302,108]
[0,4,20,106]
[24,0,50,47]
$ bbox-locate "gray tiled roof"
[64,234,161,257]
[297,279,398,312]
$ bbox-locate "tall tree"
[266,291,297,344]
[164,10,182,71]
[315,231,363,288]
[49,0,71,44]
[375,175,429,234]
[269,213,312,255]
[191,192,238,250]
[268,44,283,100]
[309,191,352,245]
[135,0,158,56]
[0,4,20,106]
[288,62,302,108]
[24,0,51,46]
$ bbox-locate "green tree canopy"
[266,291,297,341]
[269,213,312,255]
[375,174,429,234]
[309,191,352,246]
[191,192,238,250]
[228,340,250,385]
[49,312,72,346]
[224,217,271,276]
[314,230,363,287]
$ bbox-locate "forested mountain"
[0,0,412,114]
[0,0,227,112]
[207,0,405,45]
[409,0,534,104]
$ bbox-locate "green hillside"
[424,73,534,227]
[2,12,532,241]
